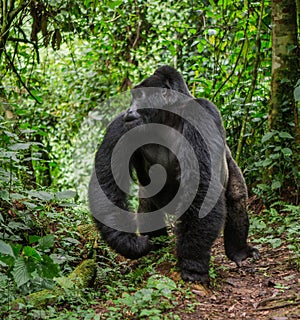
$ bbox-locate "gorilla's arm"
[88,113,153,259]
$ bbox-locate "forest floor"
[93,233,299,320]
[175,237,300,319]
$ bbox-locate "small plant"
[106,275,177,319]
[0,234,60,293]
[209,256,219,287]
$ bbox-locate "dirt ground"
[176,238,300,320]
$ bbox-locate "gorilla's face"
[124,86,168,129]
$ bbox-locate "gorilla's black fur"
[88,66,259,284]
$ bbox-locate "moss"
[68,259,96,288]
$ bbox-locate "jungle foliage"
[0,0,299,319]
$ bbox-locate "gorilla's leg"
[138,197,168,239]
[224,149,260,266]
[176,200,225,284]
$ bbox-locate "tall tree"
[267,0,300,199]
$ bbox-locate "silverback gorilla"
[88,66,259,284]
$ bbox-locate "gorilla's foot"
[181,270,209,285]
[228,245,260,267]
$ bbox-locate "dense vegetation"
[0,0,299,319]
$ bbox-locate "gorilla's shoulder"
[195,98,222,119]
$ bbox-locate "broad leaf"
[12,256,33,287]
[0,240,15,257]
[28,190,54,201]
[9,143,32,150]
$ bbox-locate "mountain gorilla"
[88,66,259,284]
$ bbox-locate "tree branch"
[4,49,42,104]
[8,37,34,45]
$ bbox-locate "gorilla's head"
[124,66,192,127]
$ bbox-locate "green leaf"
[39,234,55,251]
[0,151,18,161]
[262,159,272,167]
[10,193,25,200]
[23,201,37,209]
[108,0,122,9]
[11,244,22,256]
[0,240,15,257]
[147,275,176,291]
[294,85,300,101]
[281,148,292,156]
[269,153,280,160]
[12,256,32,287]
[140,309,161,317]
[261,131,275,143]
[252,218,266,229]
[62,237,81,245]
[197,42,204,53]
[55,190,76,199]
[0,190,9,201]
[268,238,282,248]
[29,90,43,104]
[29,235,41,244]
[8,221,30,230]
[0,256,15,267]
[23,246,42,261]
[278,132,293,139]
[54,276,74,289]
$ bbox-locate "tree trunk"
[269,0,299,133]
[266,0,300,199]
